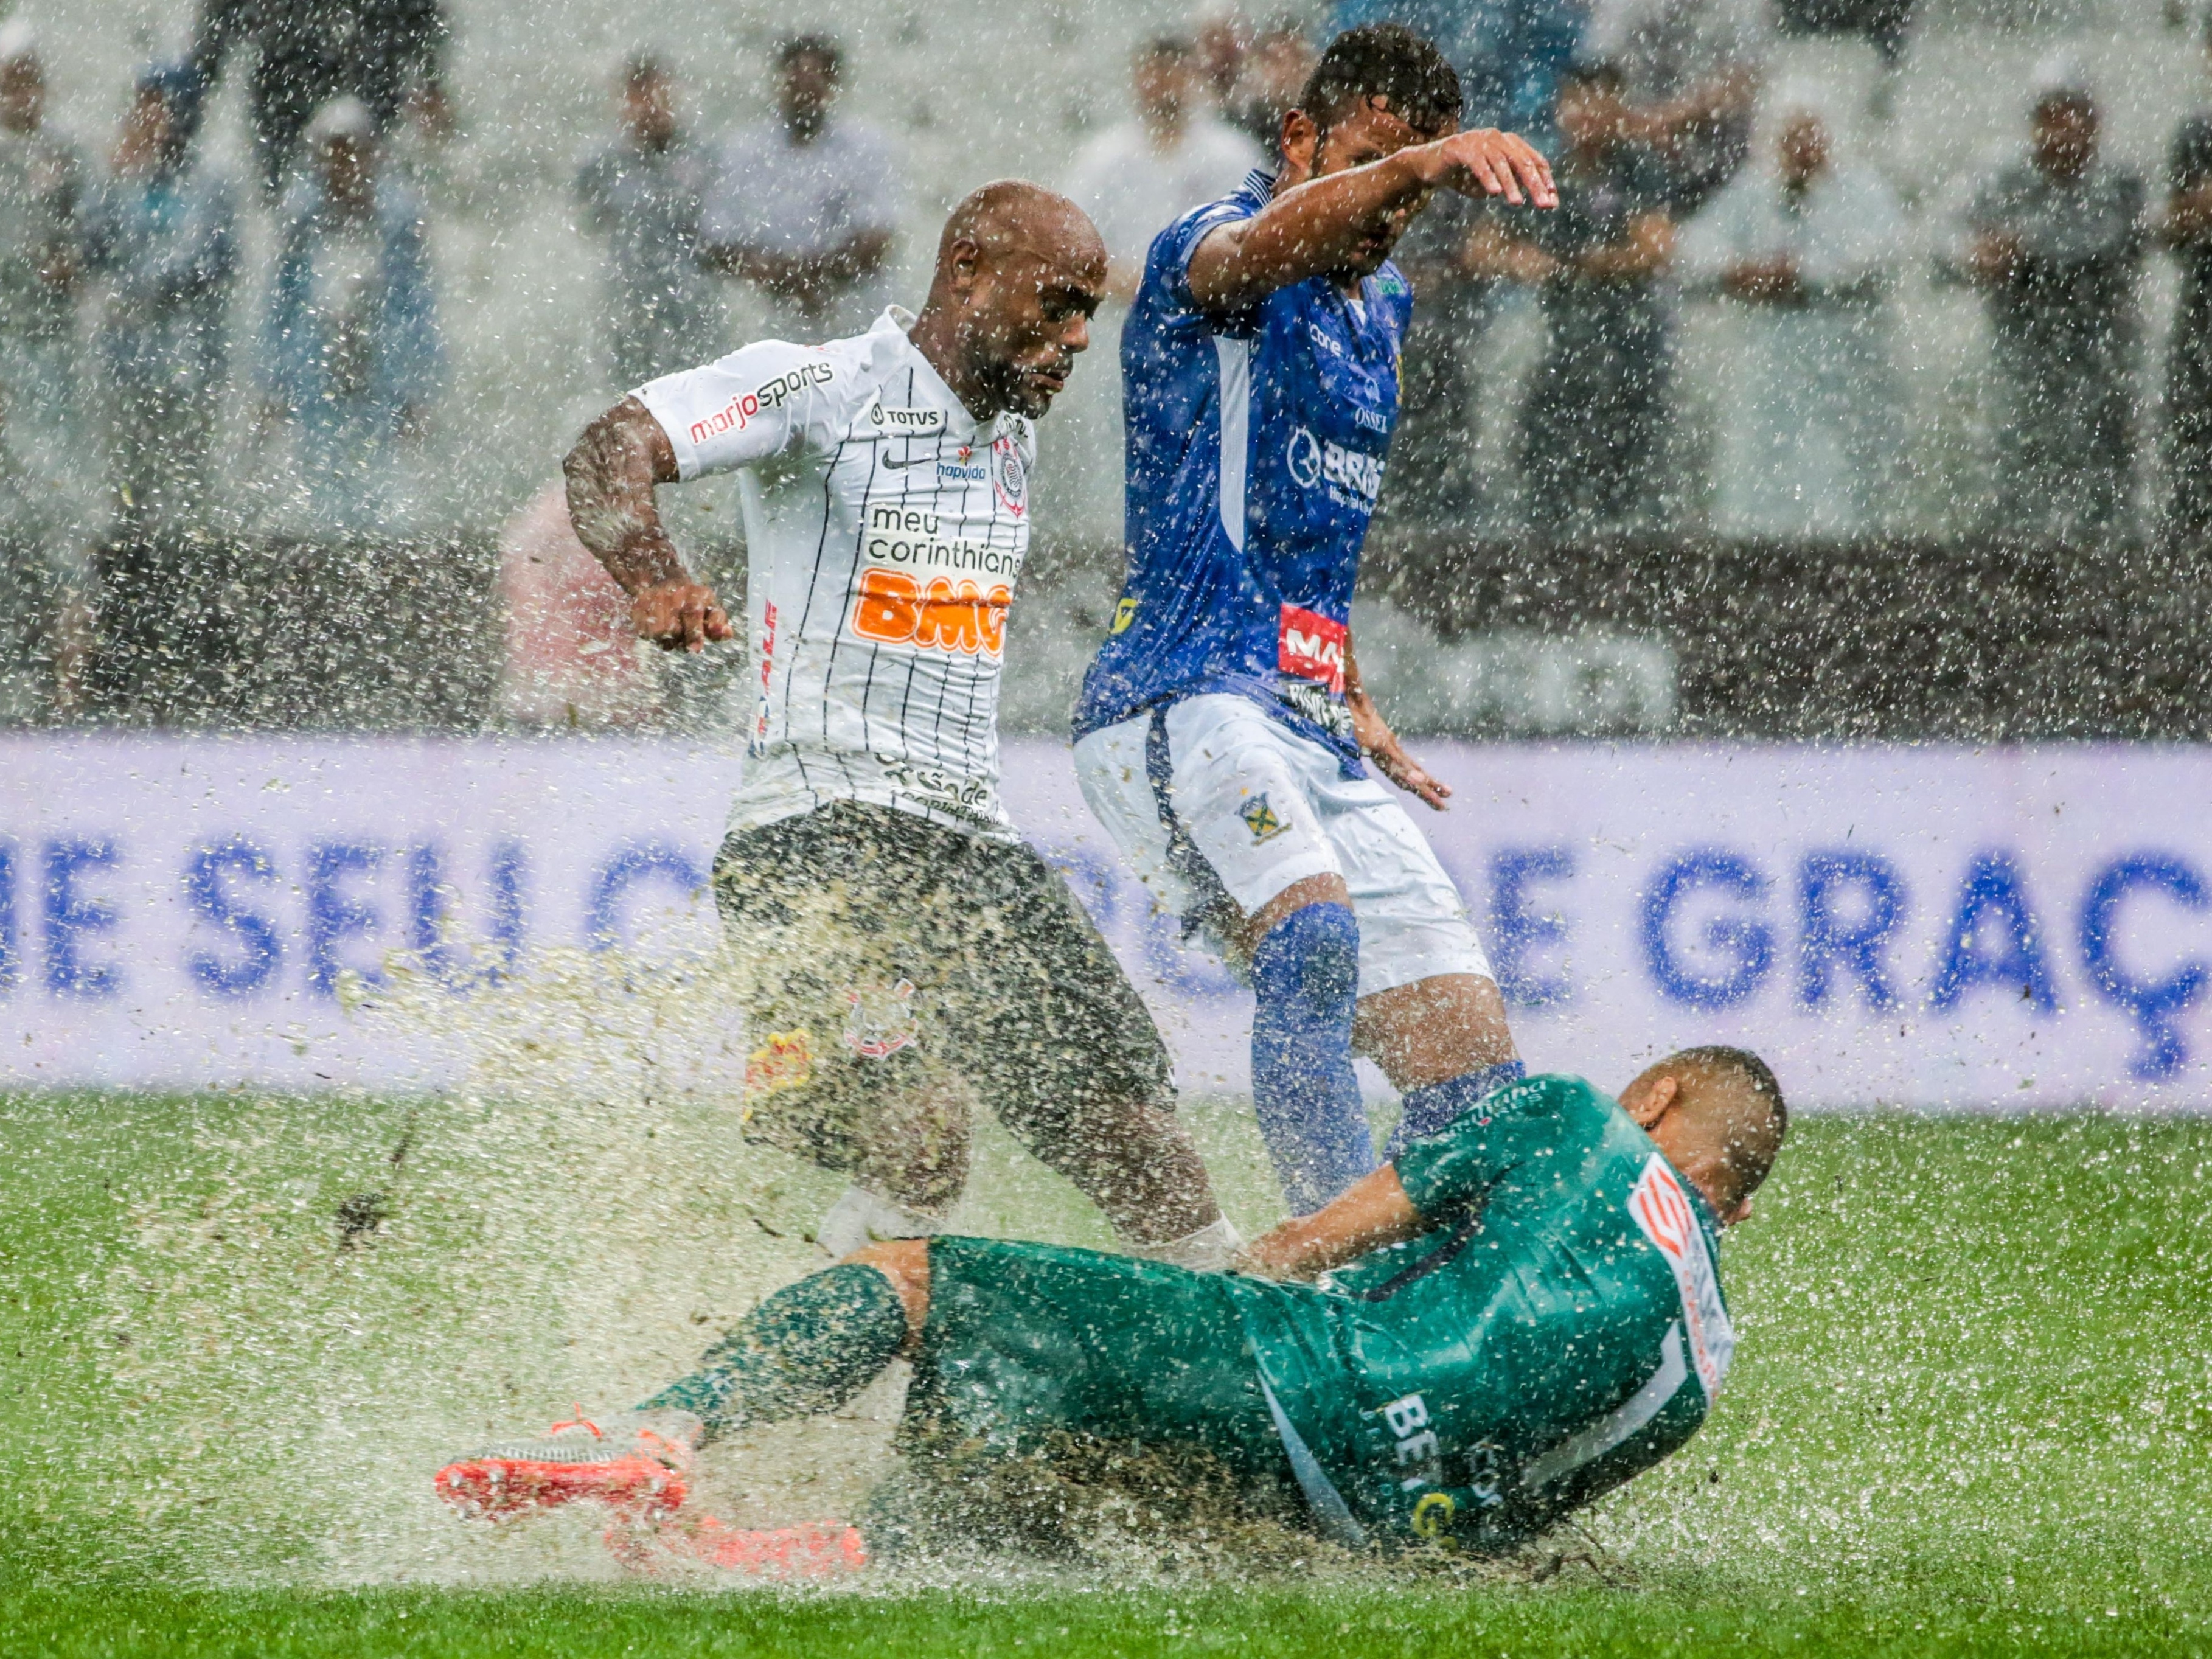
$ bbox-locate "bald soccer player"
[437,1047,1784,1571]
[563,182,1239,1267]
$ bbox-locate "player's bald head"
[934,179,1105,282]
[914,179,1106,421]
[1622,1046,1788,1221]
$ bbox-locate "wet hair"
[1672,1045,1788,1192]
[1138,33,1197,62]
[1298,24,1461,141]
[622,52,670,88]
[777,34,841,77]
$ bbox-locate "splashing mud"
[39,945,1312,1590]
[8,943,2208,1610]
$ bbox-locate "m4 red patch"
[1278,604,1347,695]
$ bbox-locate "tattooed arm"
[562,395,734,653]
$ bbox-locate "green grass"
[3,1090,2209,1656]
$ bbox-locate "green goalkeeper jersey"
[1219,1074,1736,1551]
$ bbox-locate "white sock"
[1126,1214,1244,1273]
[816,1184,945,1259]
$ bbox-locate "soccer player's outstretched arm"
[1345,632,1451,810]
[565,342,841,652]
[1237,1079,1592,1280]
[1184,122,1556,314]
[564,397,732,653]
[1239,1164,1427,1280]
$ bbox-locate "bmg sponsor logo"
[849,568,1011,657]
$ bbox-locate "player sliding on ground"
[563,181,1240,1270]
[1071,24,1560,1218]
[436,1048,1784,1572]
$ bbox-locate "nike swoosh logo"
[878,454,928,469]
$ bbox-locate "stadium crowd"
[5,0,2212,725]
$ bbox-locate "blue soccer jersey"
[1071,170,1412,770]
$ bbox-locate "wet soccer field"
[2,1094,2207,1657]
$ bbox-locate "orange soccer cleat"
[606,1514,869,1580]
[434,1409,698,1522]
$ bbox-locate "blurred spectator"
[2162,16,2212,540]
[574,54,720,389]
[496,479,660,730]
[1585,0,1767,212]
[1467,61,1677,536]
[1063,35,1263,298]
[1956,64,2145,540]
[1336,0,1582,141]
[83,64,238,531]
[1195,11,1251,112]
[183,0,451,196]
[1334,0,1579,541]
[1222,15,1320,148]
[1678,80,1907,538]
[699,36,901,339]
[1380,193,1495,540]
[0,21,92,716]
[262,97,442,531]
[0,25,90,521]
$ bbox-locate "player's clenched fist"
[1413,127,1557,209]
[631,578,734,653]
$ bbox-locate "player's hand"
[1369,737,1452,811]
[1414,127,1557,210]
[631,579,734,653]
[1346,674,1451,809]
[1353,701,1452,811]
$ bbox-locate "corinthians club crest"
[843,978,920,1059]
[991,434,1027,517]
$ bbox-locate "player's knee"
[844,1239,931,1338]
[844,1237,927,1275]
[1239,872,1352,958]
[1253,900,1361,1016]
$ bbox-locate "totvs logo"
[850,569,1011,656]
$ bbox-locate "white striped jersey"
[637,308,1037,841]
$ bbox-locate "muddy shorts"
[715,801,1176,1205]
[908,1236,1293,1488]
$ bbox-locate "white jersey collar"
[878,305,984,441]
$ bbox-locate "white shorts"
[1073,692,1494,999]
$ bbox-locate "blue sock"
[1386,1061,1528,1161]
[1250,902,1373,1214]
